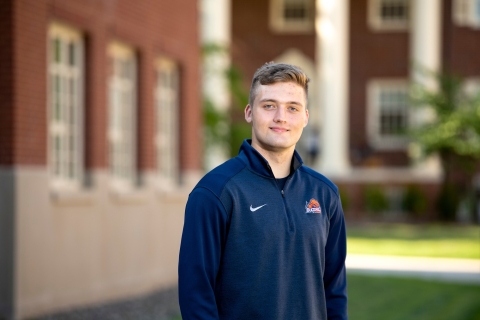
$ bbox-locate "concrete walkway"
[346,254,480,284]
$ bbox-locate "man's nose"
[273,106,286,122]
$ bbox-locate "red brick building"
[0,0,202,318]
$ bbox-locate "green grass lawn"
[171,275,480,320]
[348,274,480,320]
[347,223,480,259]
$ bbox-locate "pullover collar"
[237,139,303,178]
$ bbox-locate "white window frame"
[107,42,138,191]
[270,0,315,33]
[453,0,480,28]
[367,79,410,150]
[155,58,180,188]
[48,23,84,191]
[368,0,410,31]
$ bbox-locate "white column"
[201,0,231,169]
[410,0,442,177]
[316,0,350,177]
[410,0,442,89]
[201,0,231,109]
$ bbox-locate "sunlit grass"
[348,274,480,320]
[347,223,480,259]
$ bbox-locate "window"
[48,23,84,190]
[155,58,180,186]
[368,0,409,31]
[453,0,480,27]
[107,42,137,190]
[367,80,410,150]
[270,0,315,33]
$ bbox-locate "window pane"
[55,75,61,121]
[69,42,75,66]
[378,86,408,138]
[55,38,61,63]
[379,0,408,23]
[156,61,179,183]
[49,25,84,186]
[70,78,75,125]
[108,47,136,186]
[284,6,307,19]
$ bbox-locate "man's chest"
[227,178,330,246]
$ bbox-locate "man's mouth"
[270,127,288,133]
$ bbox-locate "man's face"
[245,81,309,154]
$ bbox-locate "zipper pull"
[281,190,285,197]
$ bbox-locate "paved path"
[346,254,480,284]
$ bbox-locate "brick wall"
[231,0,316,86]
[8,0,201,171]
[442,0,480,77]
[0,0,14,166]
[349,0,410,168]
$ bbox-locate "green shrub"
[401,185,428,217]
[364,185,389,215]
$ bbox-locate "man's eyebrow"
[258,98,303,106]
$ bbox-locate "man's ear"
[245,104,253,123]
[304,109,309,127]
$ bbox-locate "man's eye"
[264,104,274,109]
[288,106,298,112]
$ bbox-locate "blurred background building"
[0,0,202,319]
[0,0,479,319]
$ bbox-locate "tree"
[202,44,251,167]
[409,69,480,221]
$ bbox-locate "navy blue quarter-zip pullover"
[179,139,347,320]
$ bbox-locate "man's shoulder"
[194,157,246,197]
[298,165,339,195]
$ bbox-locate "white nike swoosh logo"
[250,204,267,212]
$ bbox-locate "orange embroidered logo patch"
[305,198,322,214]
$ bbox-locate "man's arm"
[178,187,228,320]
[323,194,348,319]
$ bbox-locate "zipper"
[267,163,295,233]
[267,163,294,232]
[281,179,294,233]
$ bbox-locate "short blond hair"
[249,62,310,106]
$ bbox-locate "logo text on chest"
[305,198,322,214]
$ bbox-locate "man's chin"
[258,141,296,152]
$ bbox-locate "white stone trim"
[332,167,442,183]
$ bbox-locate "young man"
[179,63,347,319]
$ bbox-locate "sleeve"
[178,187,229,320]
[323,193,348,320]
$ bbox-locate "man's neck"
[251,143,294,178]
